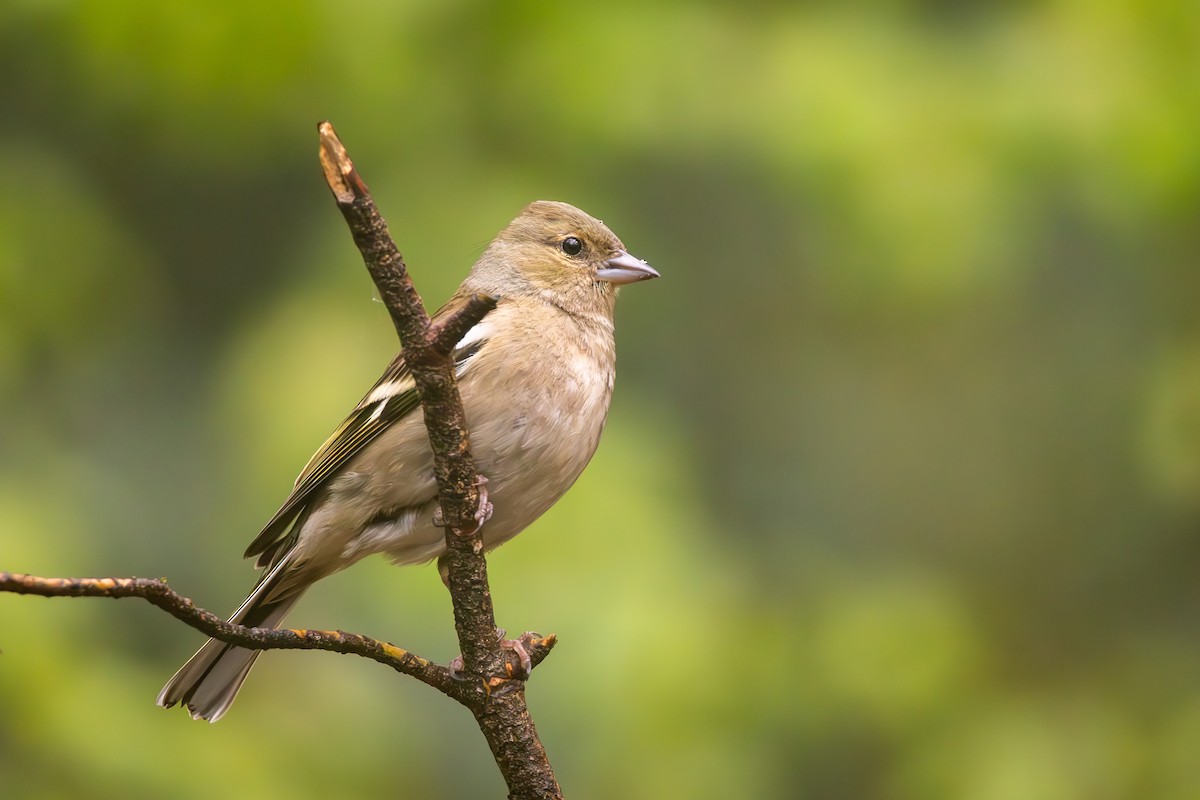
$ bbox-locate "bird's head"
[467,200,658,317]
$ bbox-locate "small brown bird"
[157,200,658,721]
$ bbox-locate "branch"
[0,572,456,691]
[317,122,562,798]
[0,572,556,705]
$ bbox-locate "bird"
[157,200,658,721]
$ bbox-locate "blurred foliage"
[1,1,1199,798]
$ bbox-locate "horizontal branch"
[0,572,555,703]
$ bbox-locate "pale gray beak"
[596,250,659,285]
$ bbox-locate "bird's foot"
[430,475,492,533]
[447,627,534,682]
[496,627,532,679]
[473,475,494,529]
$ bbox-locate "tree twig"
[317,121,562,797]
[0,572,454,690]
[0,572,556,704]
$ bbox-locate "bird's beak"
[596,251,660,285]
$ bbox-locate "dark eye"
[561,236,583,256]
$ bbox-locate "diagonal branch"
[316,122,505,678]
[317,122,561,799]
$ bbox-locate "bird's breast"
[459,318,616,547]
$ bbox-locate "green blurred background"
[2,1,1198,797]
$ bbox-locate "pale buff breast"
[460,304,616,550]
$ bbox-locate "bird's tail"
[157,555,305,722]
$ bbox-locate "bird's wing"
[243,301,492,564]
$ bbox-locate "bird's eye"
[561,236,583,256]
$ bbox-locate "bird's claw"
[502,636,532,679]
[495,627,532,679]
[473,475,493,528]
[430,475,491,532]
[447,627,534,683]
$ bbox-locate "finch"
[157,200,657,721]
